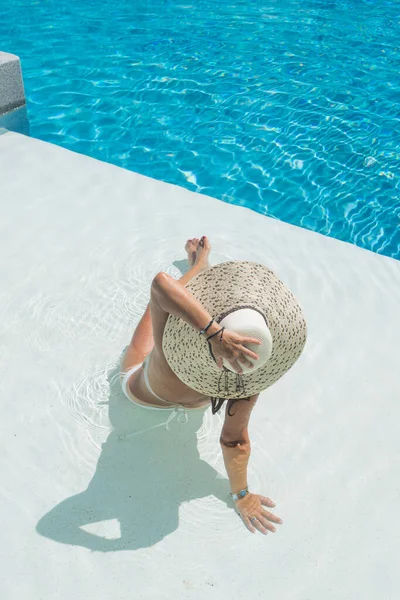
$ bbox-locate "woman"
[121,236,307,535]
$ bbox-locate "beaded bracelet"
[230,487,249,502]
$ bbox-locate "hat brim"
[162,261,307,398]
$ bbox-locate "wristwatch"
[230,487,249,501]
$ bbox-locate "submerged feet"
[185,236,211,269]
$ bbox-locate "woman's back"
[129,346,210,409]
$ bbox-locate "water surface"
[1,0,399,258]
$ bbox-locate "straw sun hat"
[162,261,307,405]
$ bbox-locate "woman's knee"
[151,272,172,299]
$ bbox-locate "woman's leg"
[121,304,154,372]
[122,237,211,372]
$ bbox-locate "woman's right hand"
[235,492,283,535]
[209,328,261,373]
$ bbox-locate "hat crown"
[219,308,273,374]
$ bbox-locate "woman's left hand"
[209,328,261,373]
[235,493,283,535]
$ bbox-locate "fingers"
[240,345,260,361]
[215,354,250,372]
[261,509,283,525]
[237,356,254,369]
[260,495,277,508]
[243,337,262,346]
[260,496,283,524]
[229,359,243,374]
[243,511,282,535]
[238,495,283,535]
[252,517,269,535]
[246,515,268,535]
[229,355,256,373]
[242,515,257,534]
[258,513,277,532]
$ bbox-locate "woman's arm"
[220,395,284,535]
[219,395,258,494]
[151,272,261,372]
[151,271,222,337]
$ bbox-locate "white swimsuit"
[120,353,208,430]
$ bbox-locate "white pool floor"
[1,130,399,600]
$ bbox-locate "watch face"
[239,490,247,497]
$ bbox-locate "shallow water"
[1,0,399,258]
[1,129,399,598]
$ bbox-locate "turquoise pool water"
[1,0,399,258]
